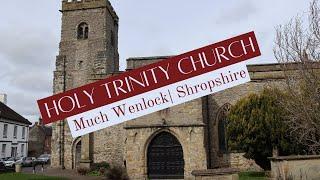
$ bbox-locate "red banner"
[37,31,261,124]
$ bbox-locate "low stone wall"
[192,168,239,180]
[229,152,263,172]
[269,155,320,180]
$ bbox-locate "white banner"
[67,62,250,137]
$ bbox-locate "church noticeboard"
[37,31,261,137]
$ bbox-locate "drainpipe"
[61,57,66,170]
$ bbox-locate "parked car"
[3,157,17,168]
[19,157,36,167]
[0,157,10,162]
[15,156,26,164]
[0,161,7,172]
[36,154,51,164]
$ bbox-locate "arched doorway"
[147,131,184,179]
[72,139,81,169]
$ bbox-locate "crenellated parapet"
[61,0,118,21]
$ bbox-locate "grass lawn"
[239,171,267,180]
[0,171,266,180]
[0,173,69,180]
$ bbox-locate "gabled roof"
[0,102,31,125]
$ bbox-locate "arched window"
[72,138,81,169]
[218,118,227,153]
[216,103,231,153]
[77,22,89,40]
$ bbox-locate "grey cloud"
[0,28,57,68]
[8,91,49,117]
[216,0,257,25]
[10,71,52,93]
[0,16,57,122]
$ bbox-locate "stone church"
[51,0,285,179]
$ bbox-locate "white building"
[0,97,31,159]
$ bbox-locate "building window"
[21,144,24,156]
[77,22,89,40]
[218,119,227,153]
[1,144,6,155]
[13,126,17,139]
[216,103,231,153]
[22,127,25,139]
[3,124,8,138]
[11,147,17,157]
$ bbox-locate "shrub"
[99,167,107,176]
[91,161,110,171]
[77,167,90,176]
[87,170,100,176]
[105,165,129,180]
[227,88,304,170]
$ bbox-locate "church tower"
[51,0,120,169]
[56,0,119,89]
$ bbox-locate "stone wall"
[126,56,172,70]
[92,124,125,166]
[28,125,46,157]
[270,155,320,180]
[229,152,263,172]
[51,0,119,169]
[125,127,207,180]
[126,98,205,127]
[192,168,239,180]
[50,123,60,167]
[124,97,207,179]
[62,0,118,22]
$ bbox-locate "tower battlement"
[61,0,118,21]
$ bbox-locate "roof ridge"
[0,101,31,125]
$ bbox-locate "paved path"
[22,165,105,180]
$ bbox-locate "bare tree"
[273,0,320,154]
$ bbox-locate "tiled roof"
[0,101,31,125]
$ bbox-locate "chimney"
[0,94,7,105]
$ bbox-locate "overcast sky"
[0,0,310,123]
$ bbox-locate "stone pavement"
[22,165,105,180]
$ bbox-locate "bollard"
[15,164,22,173]
[41,163,44,172]
[32,162,36,174]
